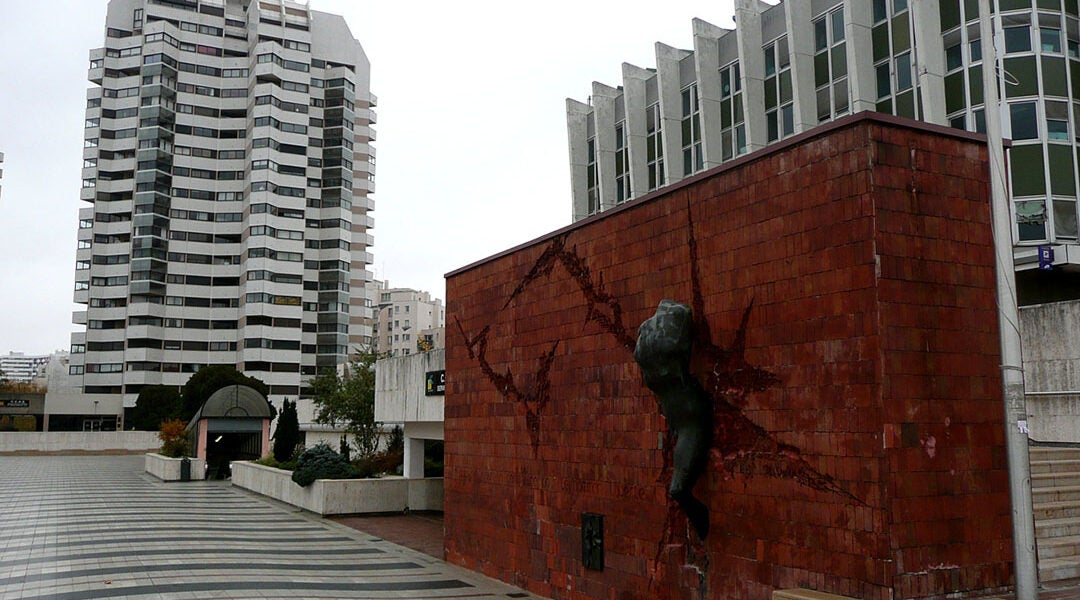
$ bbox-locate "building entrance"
[205,431,262,479]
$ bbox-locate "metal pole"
[979,2,1037,598]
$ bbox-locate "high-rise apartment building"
[568,0,1080,299]
[69,0,376,413]
[371,283,444,357]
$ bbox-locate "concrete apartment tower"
[69,0,376,421]
[371,283,445,357]
[567,0,1080,302]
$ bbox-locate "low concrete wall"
[0,431,158,454]
[231,461,443,515]
[1026,393,1080,443]
[144,453,207,481]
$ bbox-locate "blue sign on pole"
[1039,245,1055,271]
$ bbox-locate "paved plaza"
[0,455,543,599]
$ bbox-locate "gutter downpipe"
[979,2,1037,598]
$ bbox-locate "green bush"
[291,443,357,487]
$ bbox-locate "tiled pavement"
[0,455,544,599]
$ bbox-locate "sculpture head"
[634,299,694,382]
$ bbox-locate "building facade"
[568,0,1080,281]
[69,0,375,412]
[371,283,445,357]
[0,352,53,384]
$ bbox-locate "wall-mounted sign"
[1039,245,1055,271]
[0,399,30,408]
[425,370,445,396]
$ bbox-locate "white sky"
[0,0,739,356]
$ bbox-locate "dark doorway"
[205,431,261,479]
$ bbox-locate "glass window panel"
[1016,200,1047,241]
[815,19,828,51]
[1005,26,1032,53]
[877,63,892,98]
[970,39,983,61]
[896,53,913,90]
[1054,200,1078,238]
[874,0,888,22]
[975,108,987,133]
[764,47,776,77]
[1044,28,1063,53]
[778,38,790,68]
[946,44,964,71]
[1010,102,1039,139]
[832,43,848,78]
[817,87,832,121]
[831,10,845,43]
[834,79,849,114]
[782,105,794,135]
[894,0,908,12]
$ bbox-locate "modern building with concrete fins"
[567,0,1080,297]
[67,0,376,418]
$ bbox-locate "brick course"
[445,114,1013,600]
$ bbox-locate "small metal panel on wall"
[582,512,604,571]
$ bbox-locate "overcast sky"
[0,0,741,356]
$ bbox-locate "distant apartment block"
[0,352,53,383]
[371,282,444,356]
[68,0,376,415]
[567,0,1080,295]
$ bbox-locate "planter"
[144,453,206,481]
[231,460,443,515]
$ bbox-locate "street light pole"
[979,2,1037,598]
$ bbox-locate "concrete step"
[773,590,856,600]
[1039,555,1080,583]
[1035,500,1080,521]
[1038,534,1080,560]
[1034,485,1080,504]
[1032,459,1080,475]
[1031,447,1080,462]
[1033,472,1080,490]
[1036,516,1080,539]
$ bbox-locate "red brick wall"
[445,114,1013,600]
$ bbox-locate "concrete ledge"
[230,460,443,516]
[144,453,206,481]
[773,589,857,600]
[0,431,158,454]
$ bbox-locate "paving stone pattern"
[0,455,543,599]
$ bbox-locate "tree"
[130,385,183,431]
[157,419,191,458]
[310,347,383,458]
[180,365,272,421]
[272,398,301,462]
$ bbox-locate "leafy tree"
[272,398,301,462]
[130,386,183,431]
[180,365,272,421]
[310,347,384,458]
[158,419,191,458]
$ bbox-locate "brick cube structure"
[445,113,1014,600]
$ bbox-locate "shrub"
[291,443,358,487]
[272,399,301,462]
[158,419,191,458]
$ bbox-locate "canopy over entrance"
[186,385,273,479]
